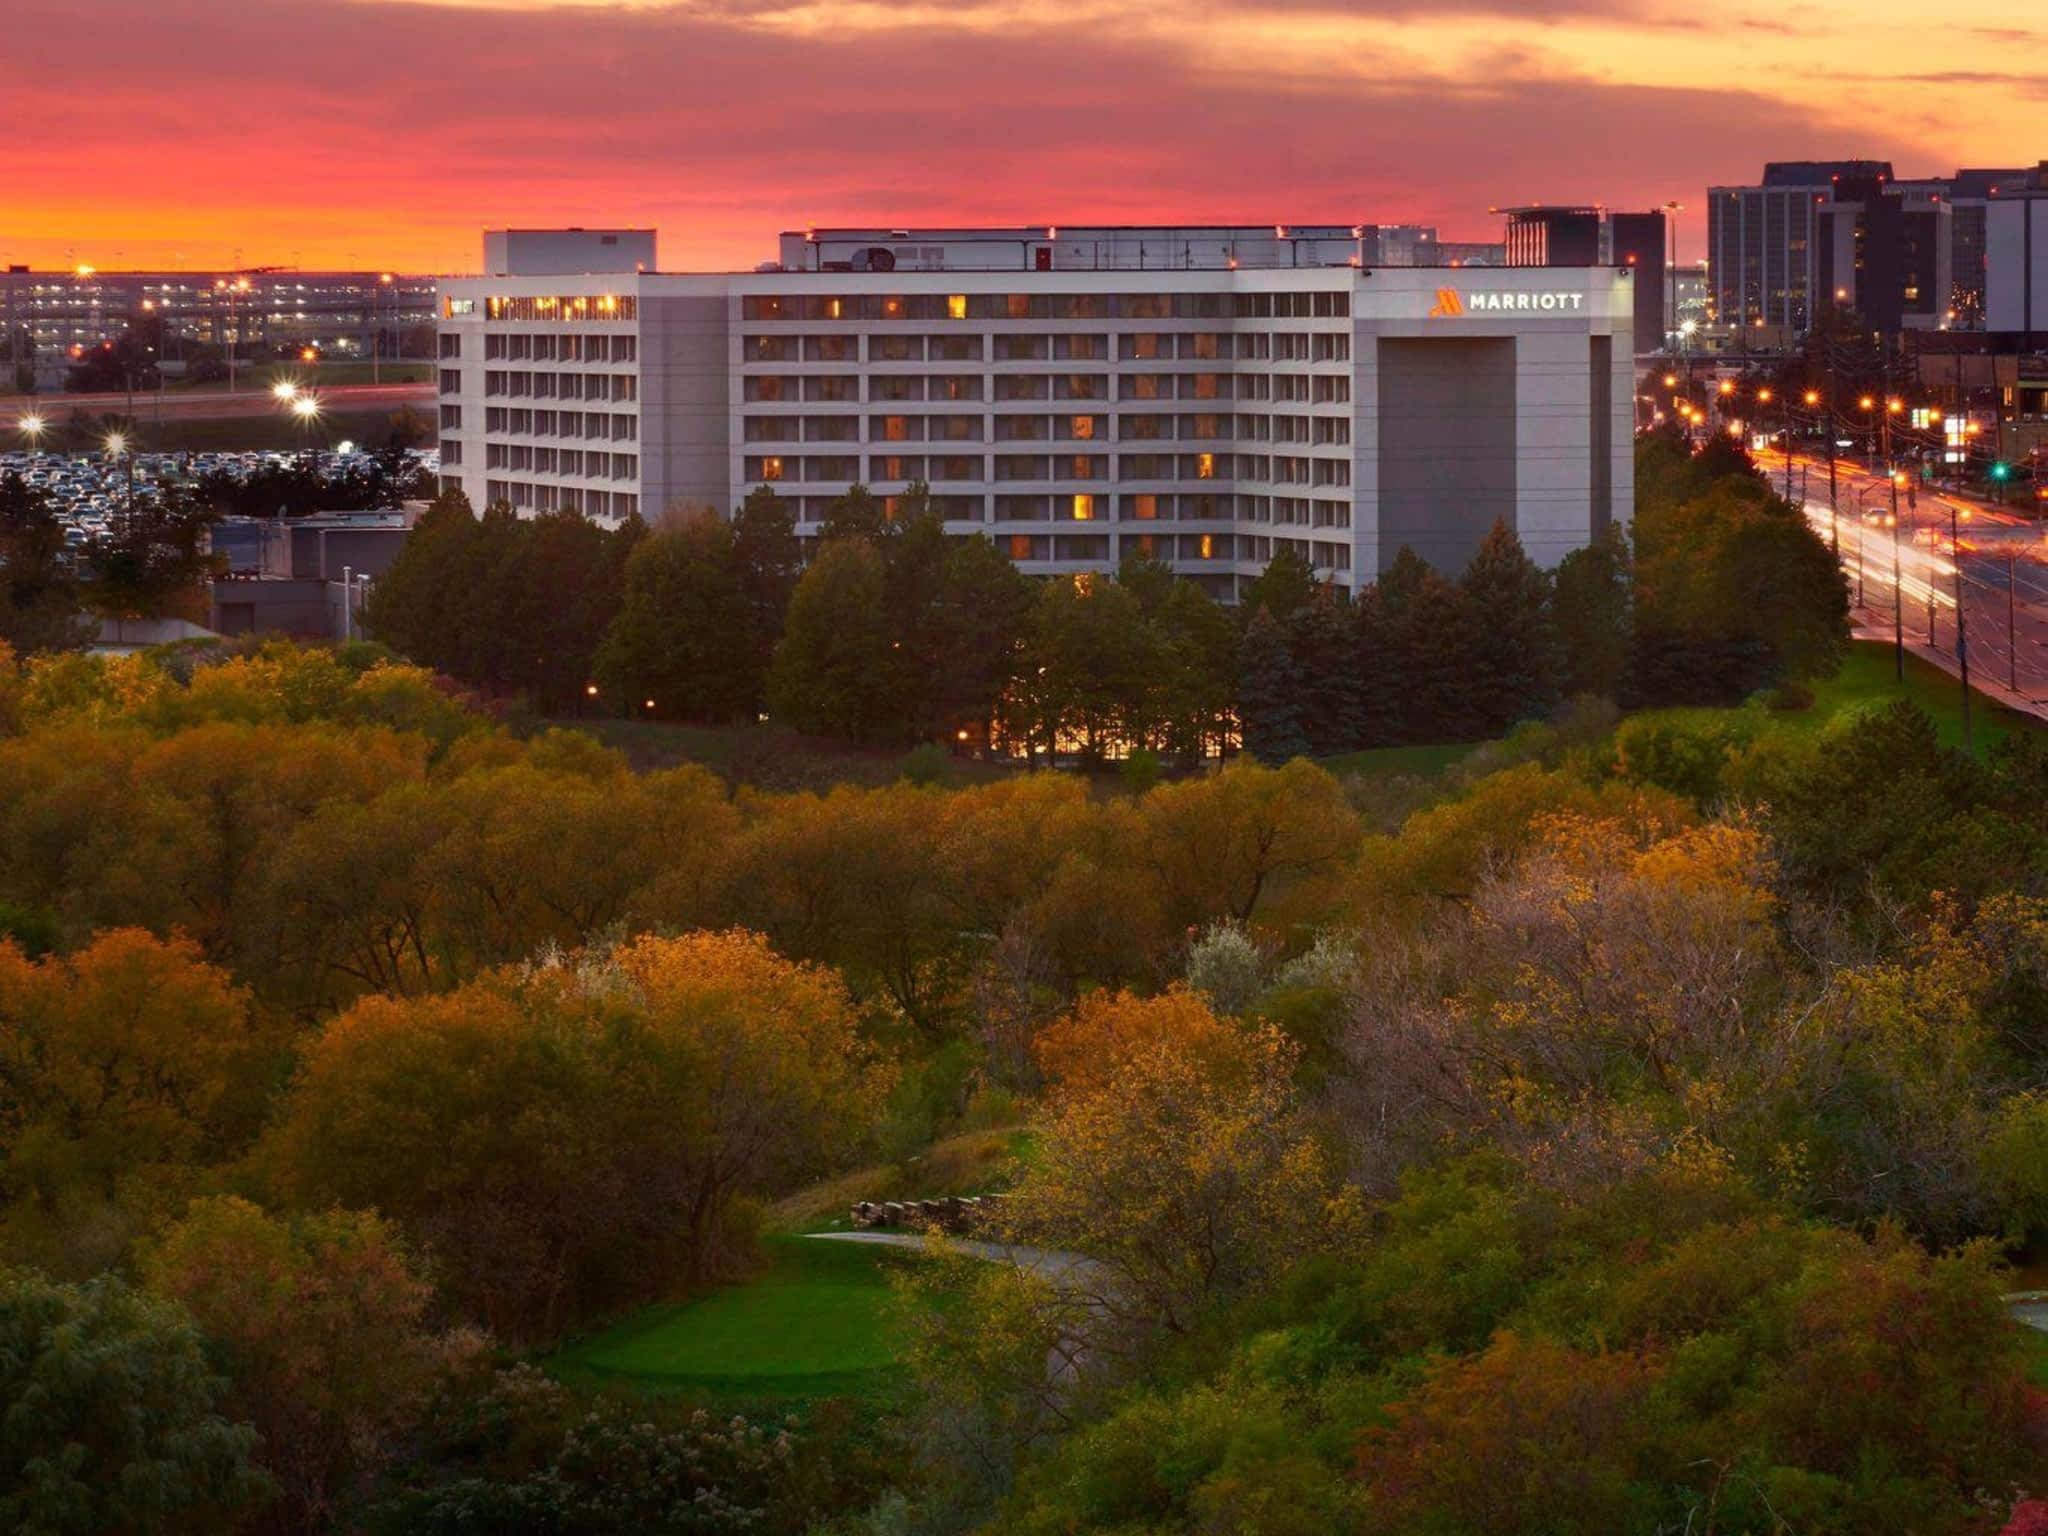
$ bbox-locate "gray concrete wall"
[1375,336,1517,576]
[640,294,732,518]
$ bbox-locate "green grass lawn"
[1319,741,1475,779]
[548,1236,927,1402]
[1632,640,2047,759]
[553,717,1017,792]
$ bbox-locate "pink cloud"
[0,0,1943,272]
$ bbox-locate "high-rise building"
[435,225,1634,599]
[1706,161,2042,339]
[1499,206,1667,356]
[1987,163,2048,344]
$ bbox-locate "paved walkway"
[2006,1292,2048,1334]
[806,1229,1103,1288]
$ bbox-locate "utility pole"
[1951,501,1973,752]
[2008,543,2019,696]
[1890,489,1905,683]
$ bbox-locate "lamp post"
[18,412,45,456]
[289,392,322,466]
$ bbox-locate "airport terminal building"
[435,227,1635,595]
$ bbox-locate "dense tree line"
[364,433,1844,770]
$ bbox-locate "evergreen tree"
[1287,586,1364,755]
[880,492,952,741]
[766,539,896,741]
[730,484,800,683]
[1460,519,1559,732]
[1241,544,1317,621]
[1155,578,1239,764]
[1378,546,1485,744]
[1553,523,1634,698]
[1238,607,1310,765]
[595,513,759,721]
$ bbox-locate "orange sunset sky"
[5,0,2043,275]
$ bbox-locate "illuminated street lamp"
[272,380,299,403]
[17,413,45,453]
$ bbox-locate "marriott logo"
[1431,289,1588,315]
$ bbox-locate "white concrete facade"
[435,263,1634,596]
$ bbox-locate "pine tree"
[1378,546,1484,745]
[1242,544,1317,622]
[1238,607,1310,765]
[1460,519,1560,732]
[1287,586,1364,755]
[1553,523,1633,698]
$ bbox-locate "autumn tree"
[996,987,1360,1343]
[265,931,885,1339]
[1137,758,1361,931]
[0,930,275,1271]
[142,1197,480,1535]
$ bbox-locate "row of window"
[483,479,640,518]
[745,453,1350,487]
[482,370,637,402]
[459,295,637,321]
[739,291,1352,322]
[482,332,638,363]
[739,373,1353,406]
[484,444,639,480]
[761,491,1353,529]
[740,332,1350,366]
[739,412,1345,445]
[476,408,639,441]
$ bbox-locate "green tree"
[595,513,759,720]
[767,539,896,741]
[0,474,86,654]
[82,484,222,623]
[730,483,800,683]
[1553,523,1633,698]
[1376,546,1485,744]
[932,533,1035,742]
[1241,543,1317,621]
[1461,519,1559,731]
[0,1266,270,1535]
[1239,607,1309,765]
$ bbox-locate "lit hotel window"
[1071,415,1094,440]
[1131,494,1158,520]
[882,296,905,320]
[1072,494,1094,521]
[1199,534,1215,559]
[1009,534,1034,559]
[762,457,784,482]
[947,294,968,320]
[825,297,844,319]
[1196,453,1216,479]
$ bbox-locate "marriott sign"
[1429,287,1588,317]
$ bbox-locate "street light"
[272,380,298,403]
[18,413,45,453]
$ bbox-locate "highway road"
[0,382,433,424]
[1794,452,2048,716]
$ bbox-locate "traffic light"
[1991,462,2011,482]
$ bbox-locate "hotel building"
[435,227,1635,596]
